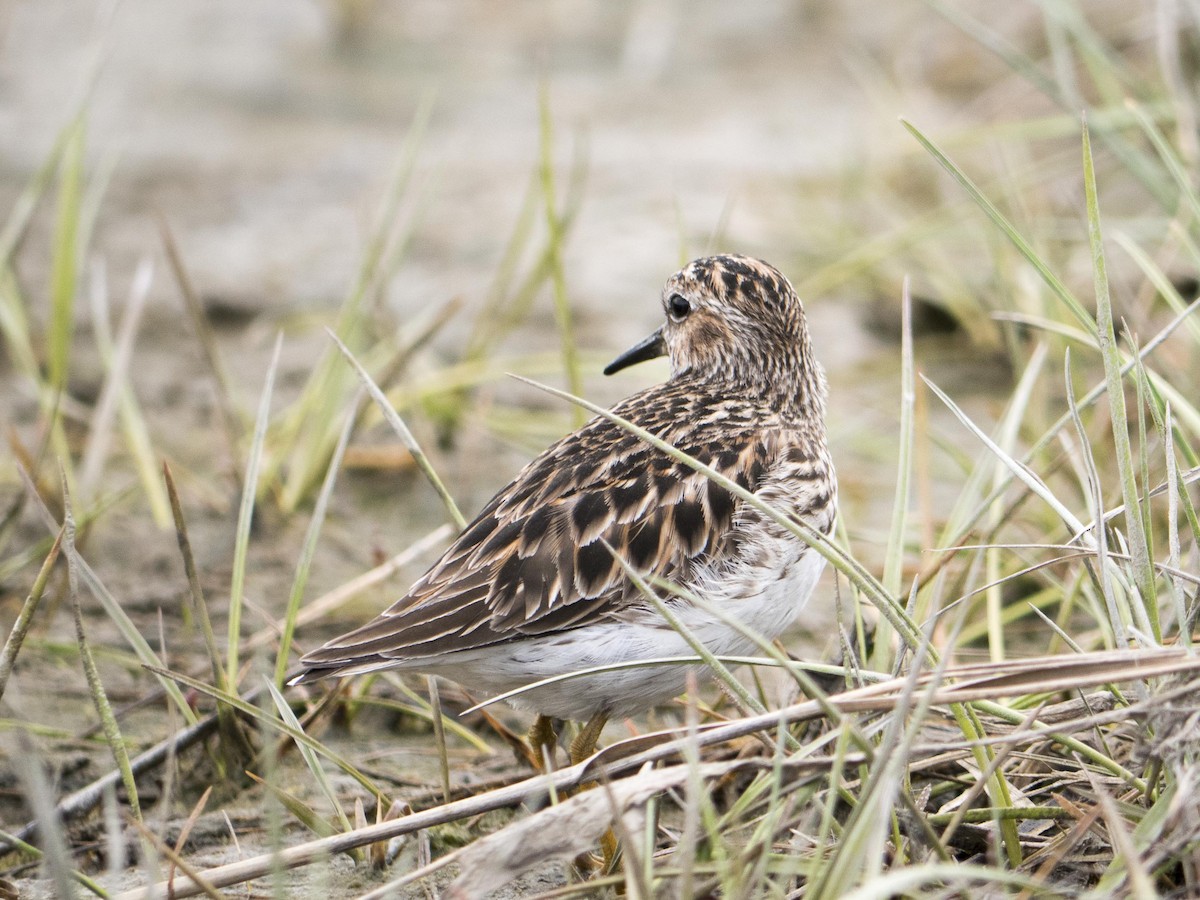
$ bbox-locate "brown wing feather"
[299,380,775,670]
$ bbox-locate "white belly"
[422,540,827,720]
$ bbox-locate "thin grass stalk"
[79,260,154,509]
[62,478,141,824]
[264,679,354,835]
[327,329,465,529]
[538,88,584,426]
[163,463,226,689]
[1163,408,1191,646]
[48,118,84,396]
[16,464,198,723]
[876,279,914,673]
[1065,351,1129,648]
[148,665,384,798]
[1082,115,1159,641]
[0,527,63,700]
[274,391,358,687]
[158,216,244,484]
[227,333,282,684]
[614,549,769,722]
[925,376,1085,535]
[902,118,1096,333]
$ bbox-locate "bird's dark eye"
[667,293,691,322]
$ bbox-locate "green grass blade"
[327,329,465,529]
[17,466,197,724]
[228,334,283,684]
[62,480,140,824]
[0,527,63,700]
[1081,115,1159,641]
[924,376,1085,535]
[48,119,86,395]
[264,679,353,834]
[901,117,1096,333]
[274,393,358,687]
[875,280,914,671]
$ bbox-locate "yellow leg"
[526,714,558,771]
[568,713,608,765]
[568,714,617,874]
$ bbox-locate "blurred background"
[4,0,1158,544]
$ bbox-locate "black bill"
[603,328,667,375]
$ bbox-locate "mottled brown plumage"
[293,255,836,725]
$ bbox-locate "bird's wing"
[298,386,775,670]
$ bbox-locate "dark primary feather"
[299,376,782,670]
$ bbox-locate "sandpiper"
[292,254,837,764]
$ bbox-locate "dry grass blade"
[158,215,243,484]
[163,463,225,690]
[119,648,1200,898]
[443,762,728,900]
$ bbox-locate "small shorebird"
[292,254,837,765]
